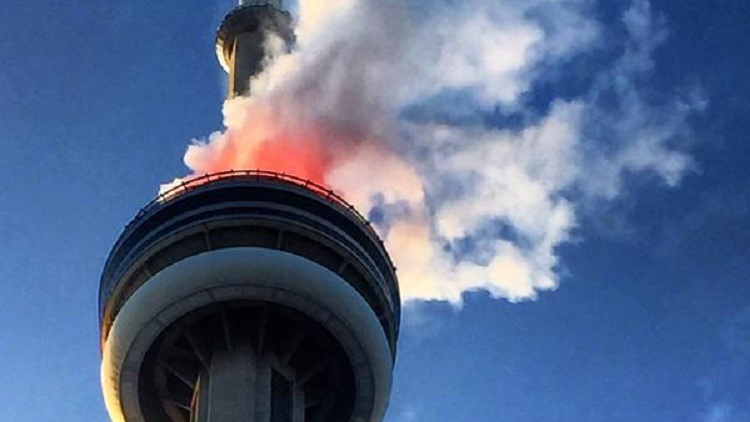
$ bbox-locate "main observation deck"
[99,170,401,422]
[99,170,400,355]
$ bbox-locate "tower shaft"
[216,1,294,98]
[192,347,304,422]
[100,3,401,422]
[228,31,269,98]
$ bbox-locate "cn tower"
[98,1,401,421]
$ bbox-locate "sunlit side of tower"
[98,2,401,422]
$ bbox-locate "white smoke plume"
[169,0,702,304]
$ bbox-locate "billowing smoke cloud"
[166,0,702,304]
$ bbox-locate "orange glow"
[192,127,331,186]
[243,126,330,185]
[172,99,350,193]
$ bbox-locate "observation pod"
[99,171,400,422]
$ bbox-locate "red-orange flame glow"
[253,131,330,184]
[177,100,345,191]
[191,130,331,186]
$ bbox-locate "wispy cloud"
[698,306,750,422]
[703,403,735,422]
[391,408,419,422]
[577,0,704,200]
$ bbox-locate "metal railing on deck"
[128,169,375,237]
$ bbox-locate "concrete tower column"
[216,0,293,98]
[100,0,401,421]
[192,346,305,422]
[228,30,268,97]
[194,348,257,422]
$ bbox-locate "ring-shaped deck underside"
[102,247,393,422]
[99,173,400,357]
[215,4,295,73]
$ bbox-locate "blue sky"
[0,0,749,421]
